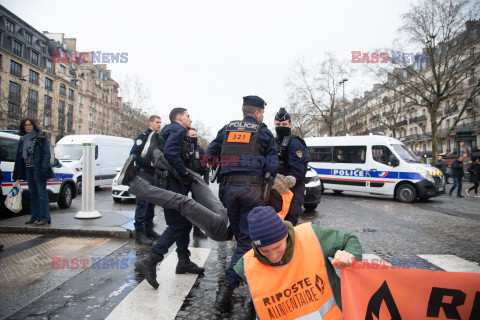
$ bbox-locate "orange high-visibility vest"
[244,223,343,320]
[277,190,293,220]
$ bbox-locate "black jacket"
[468,163,480,183]
[13,131,55,181]
[450,159,465,179]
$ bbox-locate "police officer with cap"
[206,95,278,312]
[130,115,162,246]
[270,107,308,226]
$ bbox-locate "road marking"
[418,254,480,273]
[105,247,211,320]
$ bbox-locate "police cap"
[243,95,267,109]
[275,107,291,121]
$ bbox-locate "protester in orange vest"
[234,206,362,319]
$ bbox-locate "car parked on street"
[304,167,322,210]
[111,167,136,203]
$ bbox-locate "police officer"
[131,115,162,245]
[185,128,209,238]
[269,107,308,226]
[134,108,204,290]
[206,95,278,312]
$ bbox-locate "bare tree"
[285,92,318,139]
[191,119,214,150]
[286,53,351,136]
[119,74,153,115]
[368,0,480,161]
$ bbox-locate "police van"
[0,132,77,212]
[55,135,133,191]
[305,134,444,202]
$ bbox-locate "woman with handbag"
[12,118,55,225]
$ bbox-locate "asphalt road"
[1,185,479,319]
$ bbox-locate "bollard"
[75,143,101,219]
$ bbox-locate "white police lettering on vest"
[332,169,364,177]
[229,121,259,131]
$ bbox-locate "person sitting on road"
[233,206,362,319]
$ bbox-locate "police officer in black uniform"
[134,108,204,290]
[131,115,162,245]
[206,95,278,312]
[269,108,308,226]
[185,127,209,238]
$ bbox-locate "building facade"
[0,5,148,145]
[323,21,480,159]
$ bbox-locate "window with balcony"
[46,60,54,74]
[58,100,65,130]
[68,89,74,100]
[67,104,74,132]
[10,60,22,77]
[29,69,39,85]
[8,81,21,119]
[30,50,39,65]
[59,83,66,96]
[25,32,32,44]
[5,20,14,33]
[12,40,22,57]
[79,95,83,105]
[45,77,53,91]
[27,89,38,119]
[44,95,52,127]
[60,65,66,74]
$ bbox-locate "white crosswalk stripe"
[105,247,211,320]
[418,254,480,273]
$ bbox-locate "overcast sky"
[2,0,412,136]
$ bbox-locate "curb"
[0,226,133,239]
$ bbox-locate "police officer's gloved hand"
[181,172,194,186]
[273,174,296,194]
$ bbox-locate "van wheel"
[447,176,454,184]
[333,190,343,195]
[113,197,122,203]
[76,181,82,194]
[396,183,417,203]
[58,184,73,209]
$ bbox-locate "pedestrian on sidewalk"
[234,206,362,318]
[131,115,162,245]
[449,155,465,198]
[466,157,480,197]
[13,118,55,225]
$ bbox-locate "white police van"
[305,134,444,202]
[0,132,77,212]
[55,135,133,191]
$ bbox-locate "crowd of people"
[117,95,362,319]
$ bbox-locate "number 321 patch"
[296,150,303,157]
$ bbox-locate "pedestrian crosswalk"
[1,234,479,320]
[105,247,211,320]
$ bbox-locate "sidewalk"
[0,207,135,238]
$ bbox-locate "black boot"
[118,155,139,186]
[214,281,238,312]
[145,225,161,241]
[193,226,207,239]
[134,253,163,289]
[135,228,153,246]
[176,252,205,275]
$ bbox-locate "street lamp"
[339,78,348,135]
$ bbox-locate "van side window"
[372,145,397,166]
[307,147,332,162]
[0,138,18,162]
[333,146,366,163]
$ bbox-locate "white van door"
[367,145,399,195]
[329,145,368,193]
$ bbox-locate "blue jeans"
[222,183,265,284]
[25,167,51,222]
[449,177,463,196]
[151,178,192,257]
[134,170,158,229]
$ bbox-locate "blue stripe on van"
[311,167,423,181]
[1,171,74,184]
